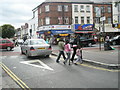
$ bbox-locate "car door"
[1,40,7,49]
[22,40,28,53]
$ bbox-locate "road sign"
[100,16,106,22]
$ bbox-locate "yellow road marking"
[51,55,120,72]
[0,62,31,90]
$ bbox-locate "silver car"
[21,39,52,58]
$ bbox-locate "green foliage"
[0,24,15,38]
[115,1,120,7]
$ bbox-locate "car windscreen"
[30,40,47,45]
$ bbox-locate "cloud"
[0,0,45,29]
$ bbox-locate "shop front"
[50,29,74,45]
[74,24,94,38]
[37,25,73,44]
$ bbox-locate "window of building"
[74,5,78,12]
[107,6,111,13]
[45,5,49,12]
[81,17,84,24]
[87,17,90,23]
[94,17,99,24]
[80,5,84,12]
[107,17,111,24]
[64,5,68,12]
[101,6,105,13]
[64,17,69,24]
[58,5,62,11]
[75,17,78,24]
[58,17,62,24]
[86,5,90,12]
[45,17,50,25]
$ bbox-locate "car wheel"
[112,41,116,45]
[7,47,12,51]
[88,43,92,47]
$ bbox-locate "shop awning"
[51,30,74,35]
[75,30,93,33]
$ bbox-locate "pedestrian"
[74,46,83,65]
[71,34,81,63]
[56,38,66,63]
[63,40,72,65]
[15,39,18,46]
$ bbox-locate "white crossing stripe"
[20,60,54,71]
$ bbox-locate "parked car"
[70,37,96,47]
[109,35,120,45]
[21,39,52,58]
[0,39,14,51]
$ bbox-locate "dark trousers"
[56,51,66,62]
[71,48,77,62]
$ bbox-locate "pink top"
[64,44,71,53]
[76,49,82,56]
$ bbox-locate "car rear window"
[30,40,47,45]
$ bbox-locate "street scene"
[0,0,120,89]
[0,44,119,89]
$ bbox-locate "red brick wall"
[38,2,72,26]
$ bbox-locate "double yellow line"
[0,62,31,90]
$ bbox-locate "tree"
[115,1,120,7]
[0,24,15,38]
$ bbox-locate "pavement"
[51,44,120,70]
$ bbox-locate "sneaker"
[74,63,78,65]
[63,61,66,65]
[80,61,83,64]
[56,60,59,63]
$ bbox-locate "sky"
[0,0,45,29]
[0,0,119,29]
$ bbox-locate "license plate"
[38,47,45,49]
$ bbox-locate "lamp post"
[30,29,32,39]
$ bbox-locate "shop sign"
[51,25,71,30]
[75,24,93,30]
[59,34,69,36]
[39,26,51,30]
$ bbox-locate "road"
[1,46,119,88]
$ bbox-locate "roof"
[90,0,120,3]
[44,0,93,3]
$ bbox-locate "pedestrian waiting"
[63,40,72,65]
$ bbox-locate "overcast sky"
[0,0,119,29]
[0,0,45,29]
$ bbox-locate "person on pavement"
[63,39,72,65]
[56,38,66,63]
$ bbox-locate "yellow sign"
[59,34,69,36]
[118,24,120,29]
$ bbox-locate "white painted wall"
[28,9,38,39]
[72,4,93,24]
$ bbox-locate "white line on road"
[20,60,54,71]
